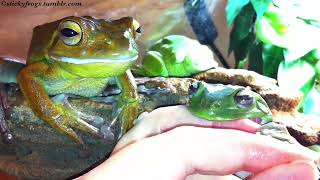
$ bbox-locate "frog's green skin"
[133,35,217,77]
[0,16,141,145]
[187,82,273,123]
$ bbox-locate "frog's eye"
[132,19,142,39]
[234,90,254,108]
[58,20,82,46]
[136,26,142,34]
[188,82,200,97]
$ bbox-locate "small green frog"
[187,81,273,123]
[133,35,218,77]
[0,16,142,145]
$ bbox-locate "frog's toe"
[53,94,105,129]
[54,121,85,145]
[54,113,101,145]
[78,114,104,128]
[69,118,100,137]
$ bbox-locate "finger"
[250,160,319,180]
[164,127,319,175]
[186,174,241,180]
[114,105,260,152]
[87,126,319,180]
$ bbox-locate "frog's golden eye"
[58,20,82,46]
[132,19,142,39]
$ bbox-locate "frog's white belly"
[44,77,110,97]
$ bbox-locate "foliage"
[226,0,320,116]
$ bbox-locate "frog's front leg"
[116,70,139,137]
[17,63,99,145]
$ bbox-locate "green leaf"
[233,4,255,40]
[226,0,250,26]
[302,85,320,116]
[300,48,320,66]
[273,0,320,23]
[300,76,315,97]
[255,15,288,47]
[315,60,320,80]
[259,17,320,61]
[262,44,283,79]
[228,25,240,55]
[250,0,273,20]
[228,3,255,55]
[233,32,255,67]
[248,42,263,74]
[298,18,320,28]
[278,59,315,94]
[237,58,248,69]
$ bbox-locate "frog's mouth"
[50,55,138,64]
[249,116,273,125]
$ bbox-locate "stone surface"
[193,68,303,112]
[272,112,320,146]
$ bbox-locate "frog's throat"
[50,55,138,64]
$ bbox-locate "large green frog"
[0,16,142,145]
[187,81,273,123]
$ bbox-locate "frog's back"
[27,19,61,65]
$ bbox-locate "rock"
[272,112,320,146]
[193,68,303,112]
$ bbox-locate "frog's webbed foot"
[51,94,102,145]
[0,83,14,144]
[89,95,123,142]
[52,94,104,127]
[53,107,100,145]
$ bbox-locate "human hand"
[78,105,319,180]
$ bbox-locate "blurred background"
[0,0,232,66]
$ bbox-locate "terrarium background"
[0,0,234,67]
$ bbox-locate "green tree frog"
[133,35,218,77]
[0,16,142,145]
[187,81,273,123]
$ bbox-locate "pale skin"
[77,106,319,180]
